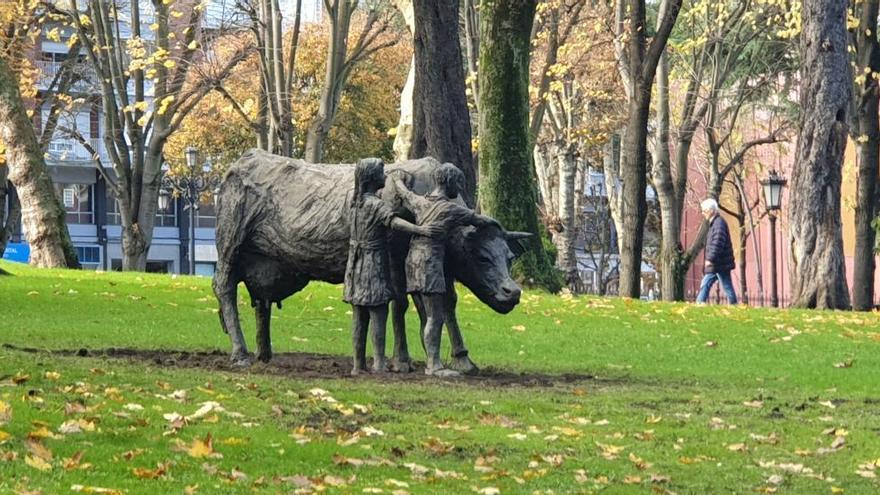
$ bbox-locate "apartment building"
[3,5,220,274]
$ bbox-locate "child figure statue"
[344,158,441,375]
[392,163,499,377]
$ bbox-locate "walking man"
[696,198,738,304]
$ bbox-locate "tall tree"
[64,0,249,270]
[0,57,79,268]
[651,0,793,301]
[479,0,560,291]
[303,0,398,163]
[848,0,880,311]
[233,0,303,156]
[0,2,79,268]
[409,0,476,206]
[613,0,682,298]
[788,0,850,309]
[390,0,414,161]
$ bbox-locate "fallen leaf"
[0,401,10,425]
[26,455,52,471]
[186,434,214,458]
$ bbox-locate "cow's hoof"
[372,361,389,374]
[449,355,479,375]
[231,353,253,367]
[390,359,413,373]
[256,351,272,363]
[425,367,461,378]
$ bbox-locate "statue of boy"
[344,158,441,375]
[392,163,499,377]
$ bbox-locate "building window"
[75,245,101,269]
[196,200,216,228]
[194,262,215,277]
[54,183,93,224]
[106,190,178,227]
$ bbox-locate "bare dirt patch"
[2,344,595,388]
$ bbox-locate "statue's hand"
[422,223,445,238]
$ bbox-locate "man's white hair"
[701,198,719,212]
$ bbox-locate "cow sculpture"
[213,149,528,373]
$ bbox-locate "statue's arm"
[391,176,422,212]
[391,217,445,238]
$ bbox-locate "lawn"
[1,260,879,494]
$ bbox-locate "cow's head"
[448,223,532,314]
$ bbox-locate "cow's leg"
[389,247,413,372]
[369,305,389,372]
[213,264,251,366]
[422,293,459,378]
[389,296,413,372]
[443,287,479,375]
[351,305,369,375]
[255,299,272,363]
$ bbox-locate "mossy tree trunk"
[788,0,851,309]
[477,0,560,291]
[0,57,79,268]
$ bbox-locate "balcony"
[46,138,109,165]
[35,60,98,93]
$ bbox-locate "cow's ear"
[505,231,532,259]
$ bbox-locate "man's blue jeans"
[696,271,737,304]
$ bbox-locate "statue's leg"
[422,294,459,378]
[443,287,479,375]
[410,293,427,355]
[213,263,251,366]
[255,299,273,363]
[369,305,389,372]
[351,305,369,375]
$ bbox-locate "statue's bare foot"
[351,367,367,376]
[372,359,389,374]
[449,355,479,375]
[425,367,461,378]
[231,352,253,368]
[390,359,413,373]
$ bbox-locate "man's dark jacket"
[705,214,735,273]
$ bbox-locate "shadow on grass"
[3,343,603,388]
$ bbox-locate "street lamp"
[761,170,787,307]
[160,147,221,275]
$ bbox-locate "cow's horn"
[505,231,533,241]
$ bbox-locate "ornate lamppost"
[761,170,787,307]
[158,147,221,275]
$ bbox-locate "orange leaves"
[184,433,216,459]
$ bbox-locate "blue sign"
[2,242,30,263]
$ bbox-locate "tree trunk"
[618,87,650,298]
[788,0,851,309]
[0,57,79,269]
[850,0,880,311]
[0,170,21,257]
[304,1,355,163]
[556,146,577,289]
[411,0,476,206]
[602,135,624,244]
[478,0,559,291]
[616,0,682,299]
[392,0,415,161]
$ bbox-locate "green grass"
[1,260,879,494]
